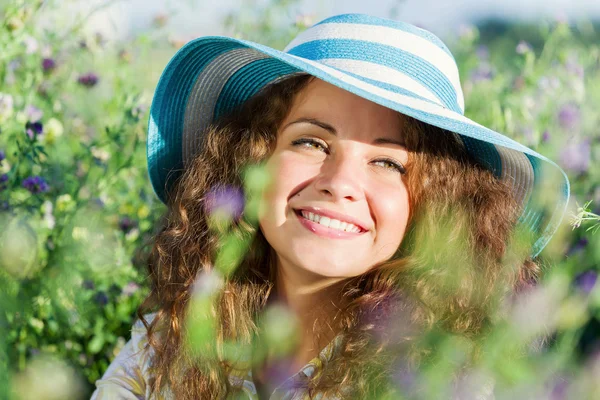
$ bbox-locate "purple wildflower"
[25,105,43,122]
[559,139,590,174]
[558,104,581,130]
[82,280,95,290]
[542,130,551,143]
[22,175,49,194]
[470,63,493,83]
[118,216,137,233]
[94,291,109,306]
[0,149,5,163]
[78,73,99,87]
[25,121,43,139]
[204,185,245,220]
[575,270,597,294]
[122,282,140,296]
[42,58,56,72]
[475,45,489,60]
[0,174,8,191]
[516,40,532,55]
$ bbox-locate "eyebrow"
[284,117,406,148]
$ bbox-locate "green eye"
[373,158,406,174]
[291,138,328,152]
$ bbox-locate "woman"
[92,13,570,399]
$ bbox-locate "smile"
[294,208,367,239]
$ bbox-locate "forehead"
[284,78,410,140]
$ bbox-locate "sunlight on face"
[258,78,411,284]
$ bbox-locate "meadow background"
[0,0,599,398]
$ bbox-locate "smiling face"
[258,78,412,284]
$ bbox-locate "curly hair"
[137,73,541,399]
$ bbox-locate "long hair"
[137,73,541,398]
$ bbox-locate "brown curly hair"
[137,73,541,399]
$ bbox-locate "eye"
[291,137,329,153]
[372,158,406,174]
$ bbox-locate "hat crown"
[283,13,465,114]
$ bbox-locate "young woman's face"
[259,78,411,282]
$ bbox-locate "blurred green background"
[0,0,599,398]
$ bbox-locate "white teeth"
[299,210,361,233]
[318,216,331,227]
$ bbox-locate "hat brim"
[147,36,570,258]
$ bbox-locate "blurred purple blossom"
[566,56,584,79]
[574,270,597,294]
[25,121,43,139]
[118,216,138,233]
[516,40,532,55]
[25,105,43,122]
[122,282,140,296]
[558,104,581,130]
[475,45,489,60]
[470,63,493,83]
[94,291,109,306]
[42,58,56,72]
[0,150,5,163]
[78,72,99,87]
[82,280,95,290]
[559,139,590,174]
[548,376,570,400]
[0,174,8,191]
[542,130,551,143]
[204,185,245,220]
[22,176,49,194]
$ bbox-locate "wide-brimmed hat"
[147,13,570,258]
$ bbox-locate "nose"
[313,148,364,202]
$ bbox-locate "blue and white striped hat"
[147,13,570,258]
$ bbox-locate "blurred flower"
[94,291,109,306]
[77,72,99,87]
[574,270,597,294]
[295,13,315,28]
[153,13,168,27]
[0,93,14,123]
[542,130,551,143]
[204,184,245,221]
[538,76,561,91]
[42,200,55,229]
[0,174,8,191]
[22,176,50,194]
[56,194,76,212]
[558,103,581,130]
[516,40,533,55]
[7,16,24,31]
[566,56,584,79]
[130,104,147,120]
[43,118,64,145]
[559,139,590,174]
[90,146,110,162]
[42,57,56,72]
[470,63,493,83]
[458,24,477,41]
[0,150,5,163]
[118,49,132,63]
[566,237,588,256]
[25,105,43,122]
[122,282,140,296]
[118,216,137,233]
[25,121,44,139]
[475,45,489,60]
[22,35,39,54]
[192,269,224,297]
[82,279,95,290]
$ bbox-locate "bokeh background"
[0,0,599,398]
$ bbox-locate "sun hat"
[147,13,570,258]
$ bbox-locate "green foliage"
[0,0,599,398]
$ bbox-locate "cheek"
[374,185,410,242]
